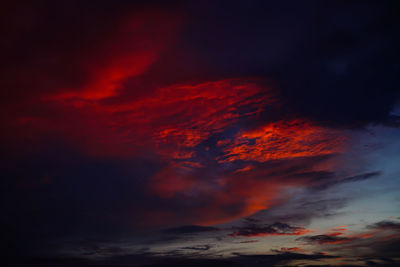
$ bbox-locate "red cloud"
[47,12,181,101]
[12,77,346,226]
[5,6,347,226]
[19,79,267,159]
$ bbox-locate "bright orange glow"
[218,119,345,163]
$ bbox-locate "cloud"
[289,220,400,263]
[2,0,362,238]
[163,225,220,235]
[324,221,400,262]
[244,169,383,229]
[235,240,259,244]
[230,252,339,267]
[279,247,302,252]
[217,119,345,163]
[76,240,126,256]
[313,171,382,190]
[170,1,400,128]
[298,234,353,245]
[11,251,339,267]
[11,79,268,159]
[367,221,400,231]
[230,222,310,237]
[181,245,212,251]
[2,2,399,265]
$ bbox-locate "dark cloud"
[230,252,339,267]
[182,1,400,128]
[163,225,220,235]
[236,240,259,244]
[367,221,400,231]
[335,171,381,183]
[248,195,348,227]
[75,240,126,256]
[230,222,309,237]
[296,220,400,262]
[246,170,383,227]
[181,245,212,251]
[313,171,382,190]
[2,0,398,131]
[368,238,400,259]
[297,234,354,245]
[7,251,338,267]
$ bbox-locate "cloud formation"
[298,234,353,245]
[230,222,310,237]
[1,1,399,267]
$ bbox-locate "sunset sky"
[1,1,400,266]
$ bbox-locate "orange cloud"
[218,119,345,163]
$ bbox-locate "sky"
[1,1,400,266]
